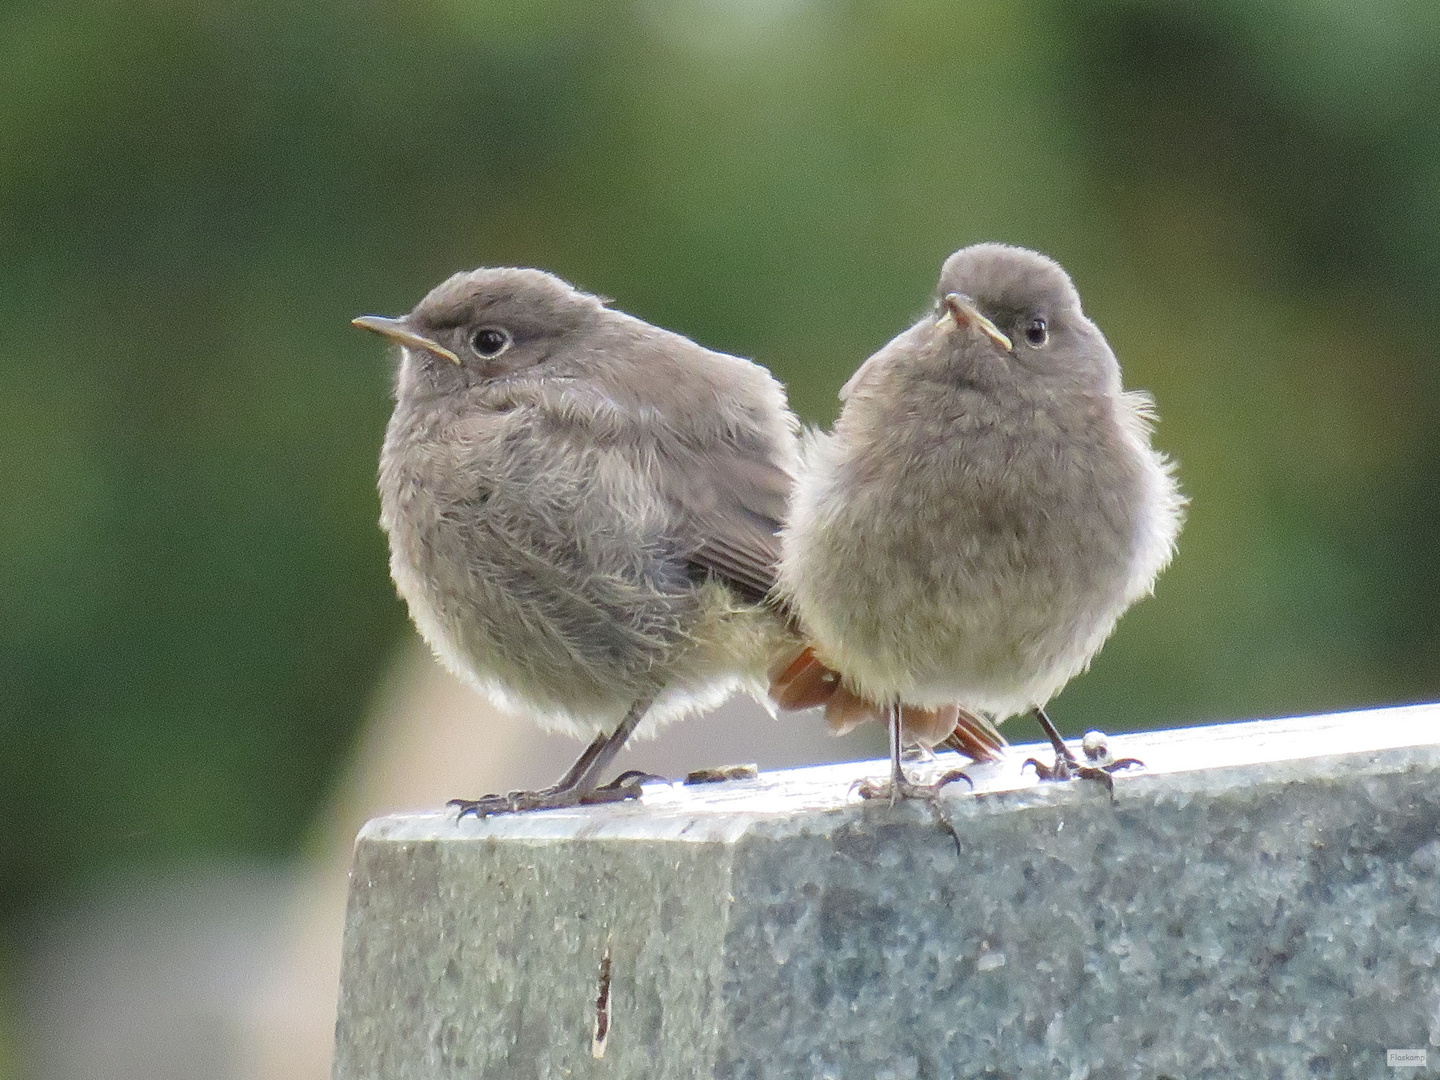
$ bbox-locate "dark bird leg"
[451,697,656,818]
[1022,706,1142,791]
[1025,706,1079,777]
[857,700,972,804]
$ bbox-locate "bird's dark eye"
[471,327,511,357]
[1024,318,1048,347]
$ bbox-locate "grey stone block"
[333,705,1440,1079]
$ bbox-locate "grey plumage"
[369,267,800,751]
[780,243,1184,729]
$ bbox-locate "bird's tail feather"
[767,645,1006,762]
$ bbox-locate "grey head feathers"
[391,268,609,394]
[935,242,1120,394]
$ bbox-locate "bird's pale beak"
[351,315,462,365]
[936,293,1013,352]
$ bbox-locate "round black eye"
[471,327,511,357]
[1024,317,1048,347]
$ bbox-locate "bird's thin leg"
[887,699,908,805]
[549,731,612,791]
[566,697,652,794]
[1022,706,1143,791]
[451,697,656,818]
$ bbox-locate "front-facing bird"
[778,243,1184,800]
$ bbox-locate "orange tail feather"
[766,645,841,711]
[767,646,1007,763]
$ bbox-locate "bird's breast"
[819,389,1153,633]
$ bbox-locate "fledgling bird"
[777,243,1184,800]
[355,268,808,816]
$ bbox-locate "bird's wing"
[573,320,796,606]
[666,436,792,605]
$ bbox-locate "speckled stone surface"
[333,704,1440,1079]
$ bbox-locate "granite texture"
[333,704,1440,1079]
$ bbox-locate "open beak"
[351,315,462,366]
[936,293,1012,352]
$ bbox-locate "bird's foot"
[1023,729,1143,792]
[449,770,659,819]
[854,768,973,805]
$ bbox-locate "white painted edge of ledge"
[358,701,1440,846]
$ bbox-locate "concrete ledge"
[333,704,1440,1079]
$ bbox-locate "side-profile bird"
[777,243,1184,800]
[355,268,1004,817]
[355,268,800,816]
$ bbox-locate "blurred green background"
[4,0,1440,1065]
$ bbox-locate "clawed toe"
[1022,755,1066,782]
[854,769,973,804]
[852,777,887,801]
[603,769,670,789]
[450,788,581,817]
[1104,757,1144,775]
[931,768,974,791]
[1022,754,1144,793]
[580,771,653,805]
[448,793,522,819]
[450,771,659,819]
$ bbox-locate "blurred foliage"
[3,0,1440,938]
